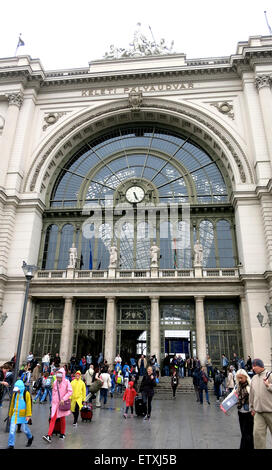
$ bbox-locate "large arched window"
[217,220,235,268]
[40,125,237,270]
[50,126,229,208]
[57,224,74,269]
[42,224,58,269]
[199,220,216,268]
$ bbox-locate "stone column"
[242,74,271,183]
[59,297,74,365]
[21,296,34,363]
[150,296,161,364]
[239,295,252,359]
[195,296,207,366]
[0,92,23,188]
[255,75,272,163]
[104,297,117,367]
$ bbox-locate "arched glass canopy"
[41,125,236,271]
[50,126,229,207]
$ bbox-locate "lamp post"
[257,302,272,369]
[5,261,37,432]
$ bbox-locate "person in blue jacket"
[7,379,33,449]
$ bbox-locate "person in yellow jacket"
[71,370,86,426]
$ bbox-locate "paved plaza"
[0,392,272,450]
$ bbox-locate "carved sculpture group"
[67,240,204,269]
[104,23,174,60]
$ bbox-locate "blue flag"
[89,241,93,270]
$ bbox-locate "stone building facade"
[0,35,272,368]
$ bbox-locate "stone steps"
[154,376,215,396]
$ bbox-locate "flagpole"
[264,11,272,35]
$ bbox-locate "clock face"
[125,185,145,203]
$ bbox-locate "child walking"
[123,380,137,418]
[7,379,33,449]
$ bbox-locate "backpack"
[215,373,223,384]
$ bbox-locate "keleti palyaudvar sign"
[82,82,194,96]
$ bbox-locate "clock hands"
[133,191,138,201]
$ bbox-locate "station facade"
[0,35,272,367]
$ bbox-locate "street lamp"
[5,261,38,432]
[257,303,272,369]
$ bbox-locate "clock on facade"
[125,185,145,203]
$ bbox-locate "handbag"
[56,381,71,411]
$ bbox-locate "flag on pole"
[89,241,93,270]
[15,34,25,56]
[264,11,272,35]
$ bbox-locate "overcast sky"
[1,0,272,70]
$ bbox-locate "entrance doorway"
[74,329,103,363]
[164,330,192,359]
[119,330,146,364]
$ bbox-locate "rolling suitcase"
[135,396,146,417]
[81,402,93,422]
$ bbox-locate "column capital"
[106,296,116,302]
[194,296,205,302]
[255,75,272,91]
[63,296,73,302]
[6,92,24,108]
[150,296,160,301]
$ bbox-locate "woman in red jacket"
[123,381,137,418]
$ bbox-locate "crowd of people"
[0,350,272,450]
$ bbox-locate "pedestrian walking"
[138,354,147,376]
[42,353,50,373]
[0,363,11,407]
[79,356,87,374]
[123,380,137,418]
[71,371,86,426]
[139,366,156,420]
[99,367,111,406]
[213,368,225,403]
[7,379,33,449]
[221,354,229,377]
[33,375,45,403]
[171,369,179,398]
[192,367,200,402]
[32,363,41,385]
[42,368,72,443]
[20,365,31,392]
[249,358,272,449]
[163,354,170,377]
[53,353,61,369]
[84,364,94,396]
[236,368,254,449]
[199,366,211,405]
[40,372,53,404]
[70,354,77,374]
[226,367,235,394]
[206,355,213,378]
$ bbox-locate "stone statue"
[194,239,203,266]
[150,242,160,267]
[68,243,77,268]
[103,23,175,60]
[109,245,118,268]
